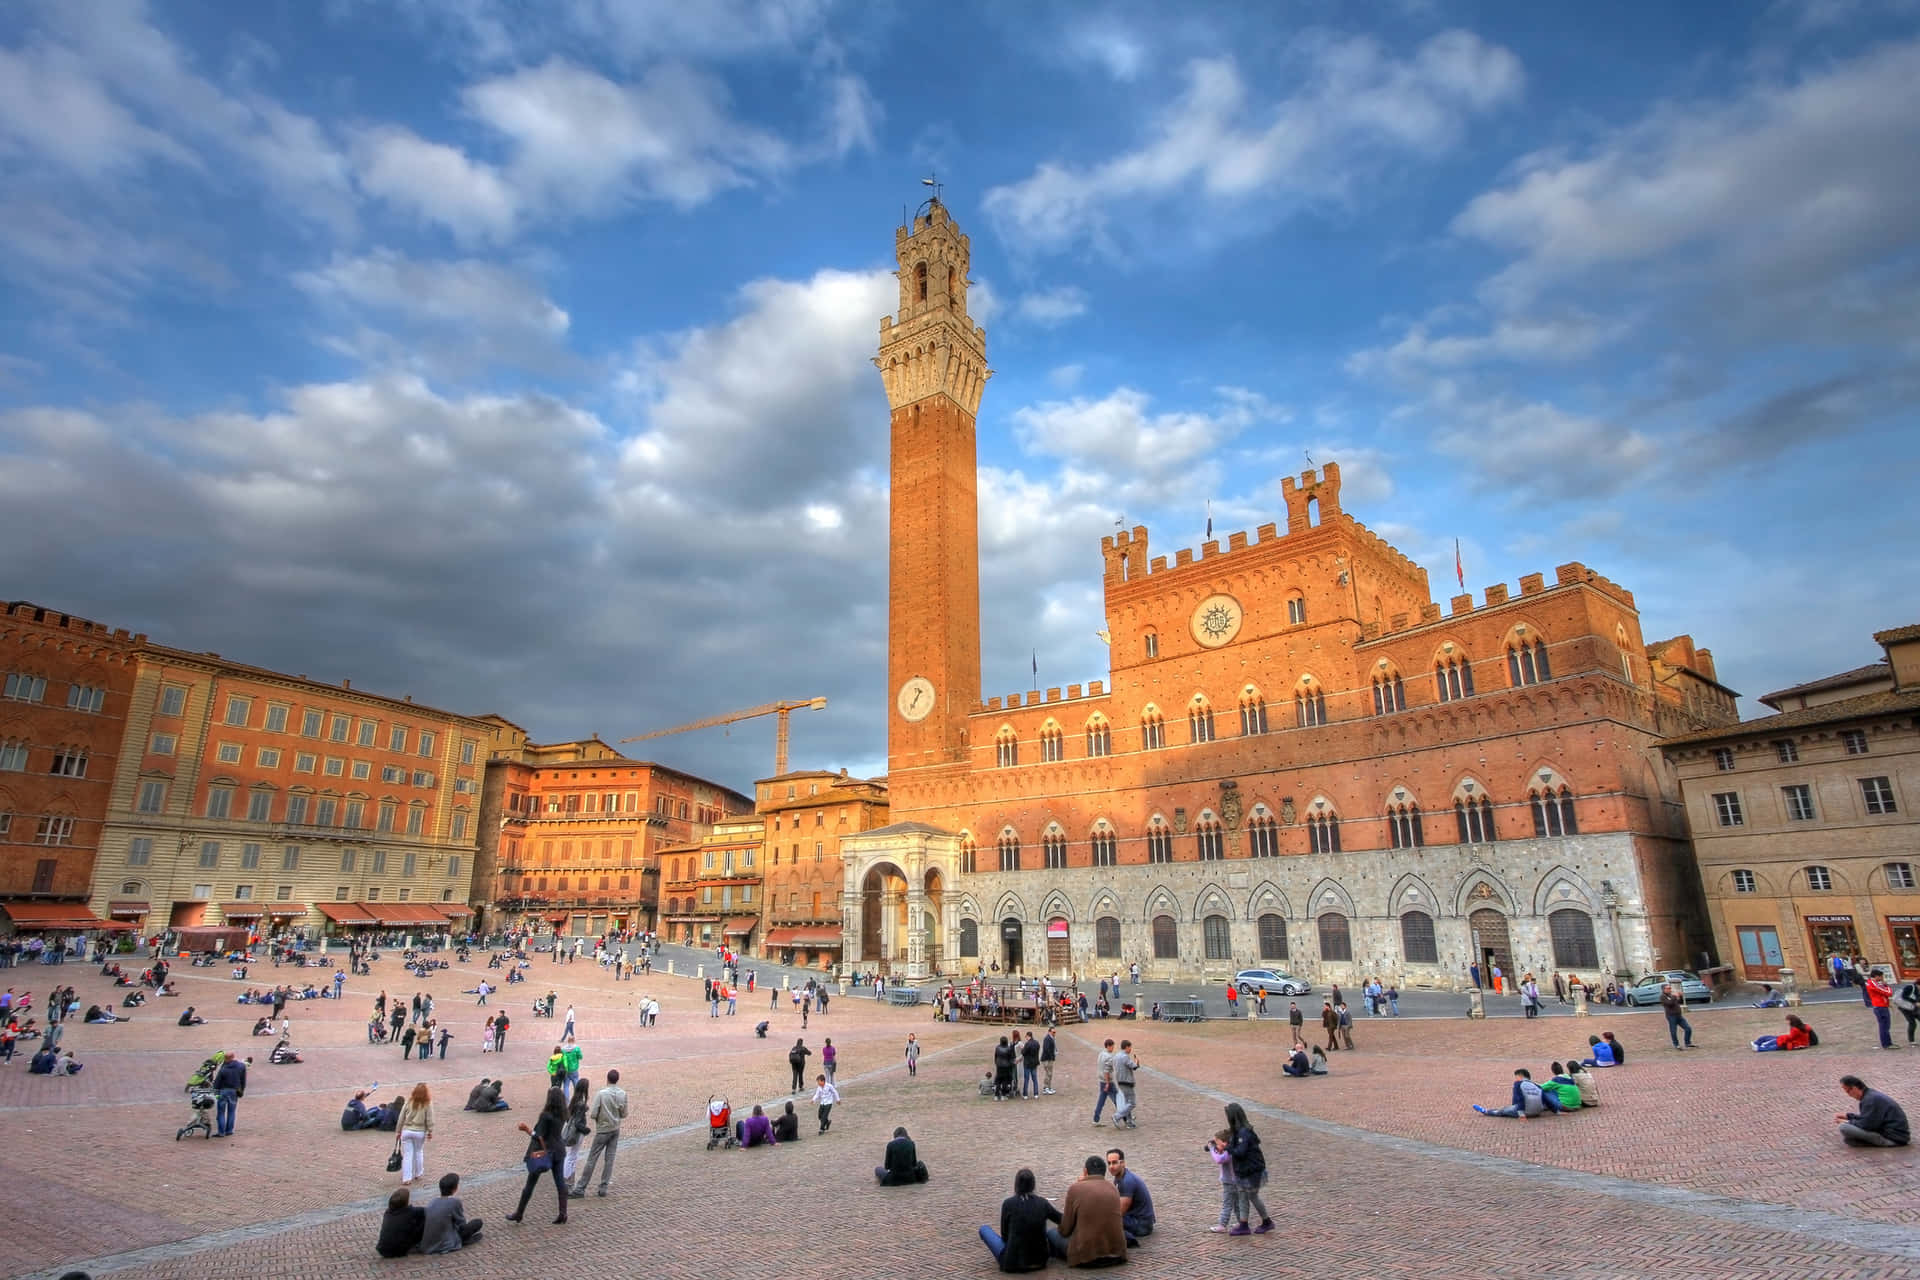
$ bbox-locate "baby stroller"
[706,1096,736,1150]
[178,1053,224,1141]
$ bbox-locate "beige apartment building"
[754,769,888,969]
[91,645,493,937]
[1661,625,1920,982]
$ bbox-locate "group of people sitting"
[730,1101,809,1147]
[1281,1041,1331,1076]
[1473,1061,1602,1118]
[377,1173,483,1256]
[977,1149,1156,1271]
[342,1091,405,1130]
[26,1045,81,1075]
[463,1078,511,1112]
[82,1004,129,1023]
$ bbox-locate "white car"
[1233,968,1311,996]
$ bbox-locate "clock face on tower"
[1190,594,1244,648]
[896,676,936,722]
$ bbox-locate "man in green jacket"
[1543,1063,1582,1111]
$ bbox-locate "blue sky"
[2,0,1916,788]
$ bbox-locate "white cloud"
[351,127,520,243]
[296,250,569,338]
[1346,311,1624,381]
[1065,24,1147,81]
[1048,363,1085,390]
[985,30,1522,255]
[0,42,197,176]
[1011,385,1276,484]
[1016,286,1089,327]
[567,0,837,63]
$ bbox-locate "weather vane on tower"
[922,172,943,202]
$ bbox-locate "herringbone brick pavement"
[11,953,1920,1279]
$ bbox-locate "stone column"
[839,889,861,974]
[881,888,903,969]
[1572,981,1589,1017]
[1466,987,1486,1019]
[1778,967,1802,1007]
[905,888,928,979]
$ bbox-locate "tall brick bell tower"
[876,197,989,785]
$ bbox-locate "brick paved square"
[14,954,1920,1279]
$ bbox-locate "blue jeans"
[1022,1065,1038,1096]
[980,1225,1064,1265]
[1666,1012,1692,1047]
[1875,1005,1893,1047]
[216,1089,238,1135]
[1093,1082,1115,1121]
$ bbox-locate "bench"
[1159,999,1207,1023]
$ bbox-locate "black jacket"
[1228,1124,1265,1181]
[375,1205,425,1258]
[771,1110,800,1142]
[993,1042,1016,1078]
[212,1058,247,1096]
[1040,1034,1056,1062]
[1849,1089,1912,1144]
[878,1135,920,1185]
[997,1192,1062,1272]
[1020,1038,1040,1068]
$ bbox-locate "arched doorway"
[1001,916,1024,973]
[1469,908,1513,990]
[924,868,944,973]
[861,864,909,973]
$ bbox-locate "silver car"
[1233,968,1311,996]
[1624,970,1712,1006]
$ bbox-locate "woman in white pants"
[397,1082,434,1185]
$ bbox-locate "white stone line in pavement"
[37,1030,999,1280]
[1117,1045,1920,1264]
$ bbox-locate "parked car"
[1233,968,1311,996]
[1623,970,1712,1006]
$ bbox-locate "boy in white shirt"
[811,1073,841,1134]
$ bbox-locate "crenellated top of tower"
[876,197,991,415]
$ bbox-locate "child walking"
[811,1074,841,1133]
[904,1033,920,1077]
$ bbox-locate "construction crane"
[619,697,828,776]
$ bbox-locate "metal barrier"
[1159,998,1207,1023]
[887,986,923,1007]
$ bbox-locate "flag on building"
[1455,538,1465,590]
[1205,499,1212,540]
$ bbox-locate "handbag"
[524,1144,552,1174]
[385,1141,403,1173]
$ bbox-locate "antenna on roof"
[922,171,943,202]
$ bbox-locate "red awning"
[263,903,307,917]
[765,926,843,948]
[722,916,759,936]
[316,902,378,925]
[0,901,112,929]
[220,904,265,919]
[435,904,472,917]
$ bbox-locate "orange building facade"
[749,769,888,968]
[479,724,752,937]
[840,200,1738,985]
[90,645,494,936]
[0,601,141,933]
[658,815,766,952]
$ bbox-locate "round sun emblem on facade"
[1189,593,1244,648]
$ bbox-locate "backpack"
[1806,1027,1820,1047]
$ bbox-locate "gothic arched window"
[1388,802,1424,849]
[916,261,928,301]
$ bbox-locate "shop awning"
[316,902,378,925]
[435,904,472,918]
[765,926,843,948]
[108,900,149,918]
[0,901,113,929]
[220,904,265,919]
[722,916,759,936]
[263,903,308,917]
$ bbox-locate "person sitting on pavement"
[1569,1061,1600,1106]
[736,1103,776,1148]
[1108,1148,1154,1244]
[1837,1075,1911,1148]
[122,990,146,1008]
[1473,1068,1561,1119]
[1282,1042,1311,1077]
[1753,1014,1816,1052]
[771,1100,801,1143]
[83,1004,127,1023]
[375,1187,426,1258]
[1579,1034,1616,1068]
[1752,985,1786,1008]
[341,1091,383,1129]
[1309,1045,1330,1075]
[875,1125,929,1184]
[979,1166,1063,1272]
[1048,1154,1129,1267]
[27,1046,58,1074]
[177,1006,205,1026]
[1601,1031,1626,1063]
[1543,1063,1582,1111]
[251,1016,275,1037]
[420,1172,483,1254]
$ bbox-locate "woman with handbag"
[506,1087,569,1225]
[397,1082,434,1186]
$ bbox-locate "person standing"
[505,1088,568,1225]
[397,1082,435,1187]
[400,1024,418,1059]
[494,1011,509,1053]
[1225,984,1239,1016]
[1660,983,1695,1049]
[1321,1000,1340,1052]
[1040,1027,1057,1095]
[562,1004,577,1043]
[822,1037,838,1084]
[1287,1001,1304,1042]
[1386,984,1400,1016]
[212,1051,247,1137]
[1223,1101,1274,1235]
[1553,971,1568,1005]
[559,1084,589,1184]
[1865,969,1895,1049]
[1129,961,1140,986]
[1469,961,1481,989]
[904,1032,920,1078]
[789,1038,811,1092]
[1092,1038,1118,1124]
[1895,978,1920,1046]
[1111,1040,1139,1128]
[1336,1002,1355,1051]
[1522,976,1541,1019]
[812,1073,840,1133]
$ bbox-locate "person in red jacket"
[1866,970,1895,1049]
[1752,1014,1815,1052]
